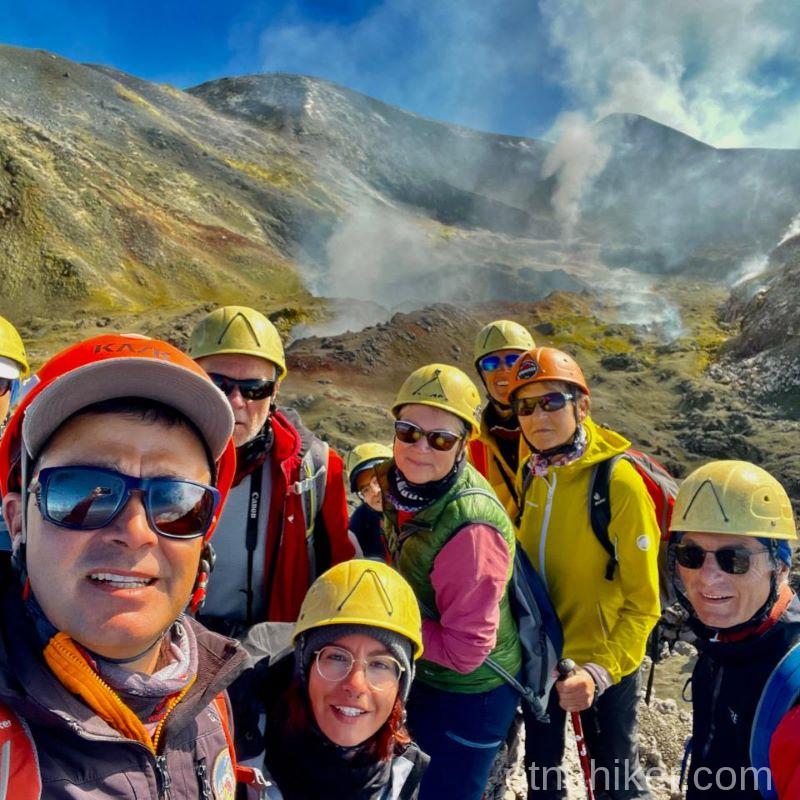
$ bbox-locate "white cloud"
[539,0,800,149]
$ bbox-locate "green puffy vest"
[385,463,521,693]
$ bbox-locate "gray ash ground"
[485,649,694,800]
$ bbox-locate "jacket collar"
[530,416,631,475]
[0,587,248,740]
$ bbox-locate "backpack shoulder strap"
[515,464,536,527]
[0,702,42,800]
[294,439,329,526]
[493,455,517,501]
[750,641,800,799]
[589,455,622,581]
[294,438,330,583]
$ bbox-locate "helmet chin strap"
[477,371,515,415]
[525,434,580,460]
[87,632,167,666]
[13,446,31,584]
[489,398,514,417]
[520,409,582,461]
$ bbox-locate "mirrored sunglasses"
[31,466,220,539]
[478,353,521,372]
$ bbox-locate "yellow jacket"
[468,406,529,521]
[515,416,660,683]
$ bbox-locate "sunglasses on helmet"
[394,420,464,452]
[30,466,220,539]
[208,373,276,401]
[674,542,770,575]
[511,391,574,417]
[478,353,521,372]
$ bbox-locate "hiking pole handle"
[557,658,577,679]
[557,659,595,800]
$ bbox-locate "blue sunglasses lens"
[41,468,125,528]
[479,354,520,372]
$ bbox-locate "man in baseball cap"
[0,334,255,799]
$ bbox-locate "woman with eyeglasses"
[235,559,428,799]
[509,347,659,800]
[380,364,522,800]
[668,461,800,799]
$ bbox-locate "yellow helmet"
[0,316,29,377]
[346,442,392,492]
[188,306,287,379]
[391,364,482,439]
[670,460,797,541]
[474,320,535,366]
[293,559,423,659]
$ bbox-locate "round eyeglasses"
[314,645,404,691]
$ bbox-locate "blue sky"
[2,1,800,147]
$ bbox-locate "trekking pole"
[645,627,659,706]
[558,658,595,800]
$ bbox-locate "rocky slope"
[4,45,800,328]
[717,233,800,417]
[278,284,799,485]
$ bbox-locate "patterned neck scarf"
[528,423,588,477]
[386,458,465,512]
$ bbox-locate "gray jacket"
[0,588,249,799]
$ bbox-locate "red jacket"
[770,705,800,798]
[239,410,353,622]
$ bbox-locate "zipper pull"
[155,754,173,800]
[196,758,212,800]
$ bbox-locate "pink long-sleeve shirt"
[421,523,511,674]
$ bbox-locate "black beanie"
[296,623,415,703]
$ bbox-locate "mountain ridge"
[2,44,800,329]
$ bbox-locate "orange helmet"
[0,334,236,543]
[507,347,590,398]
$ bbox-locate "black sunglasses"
[675,542,770,575]
[0,378,12,398]
[394,420,464,452]
[31,466,220,539]
[511,391,574,417]
[208,373,276,401]
[478,353,521,372]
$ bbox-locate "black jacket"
[349,503,389,561]
[687,591,800,799]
